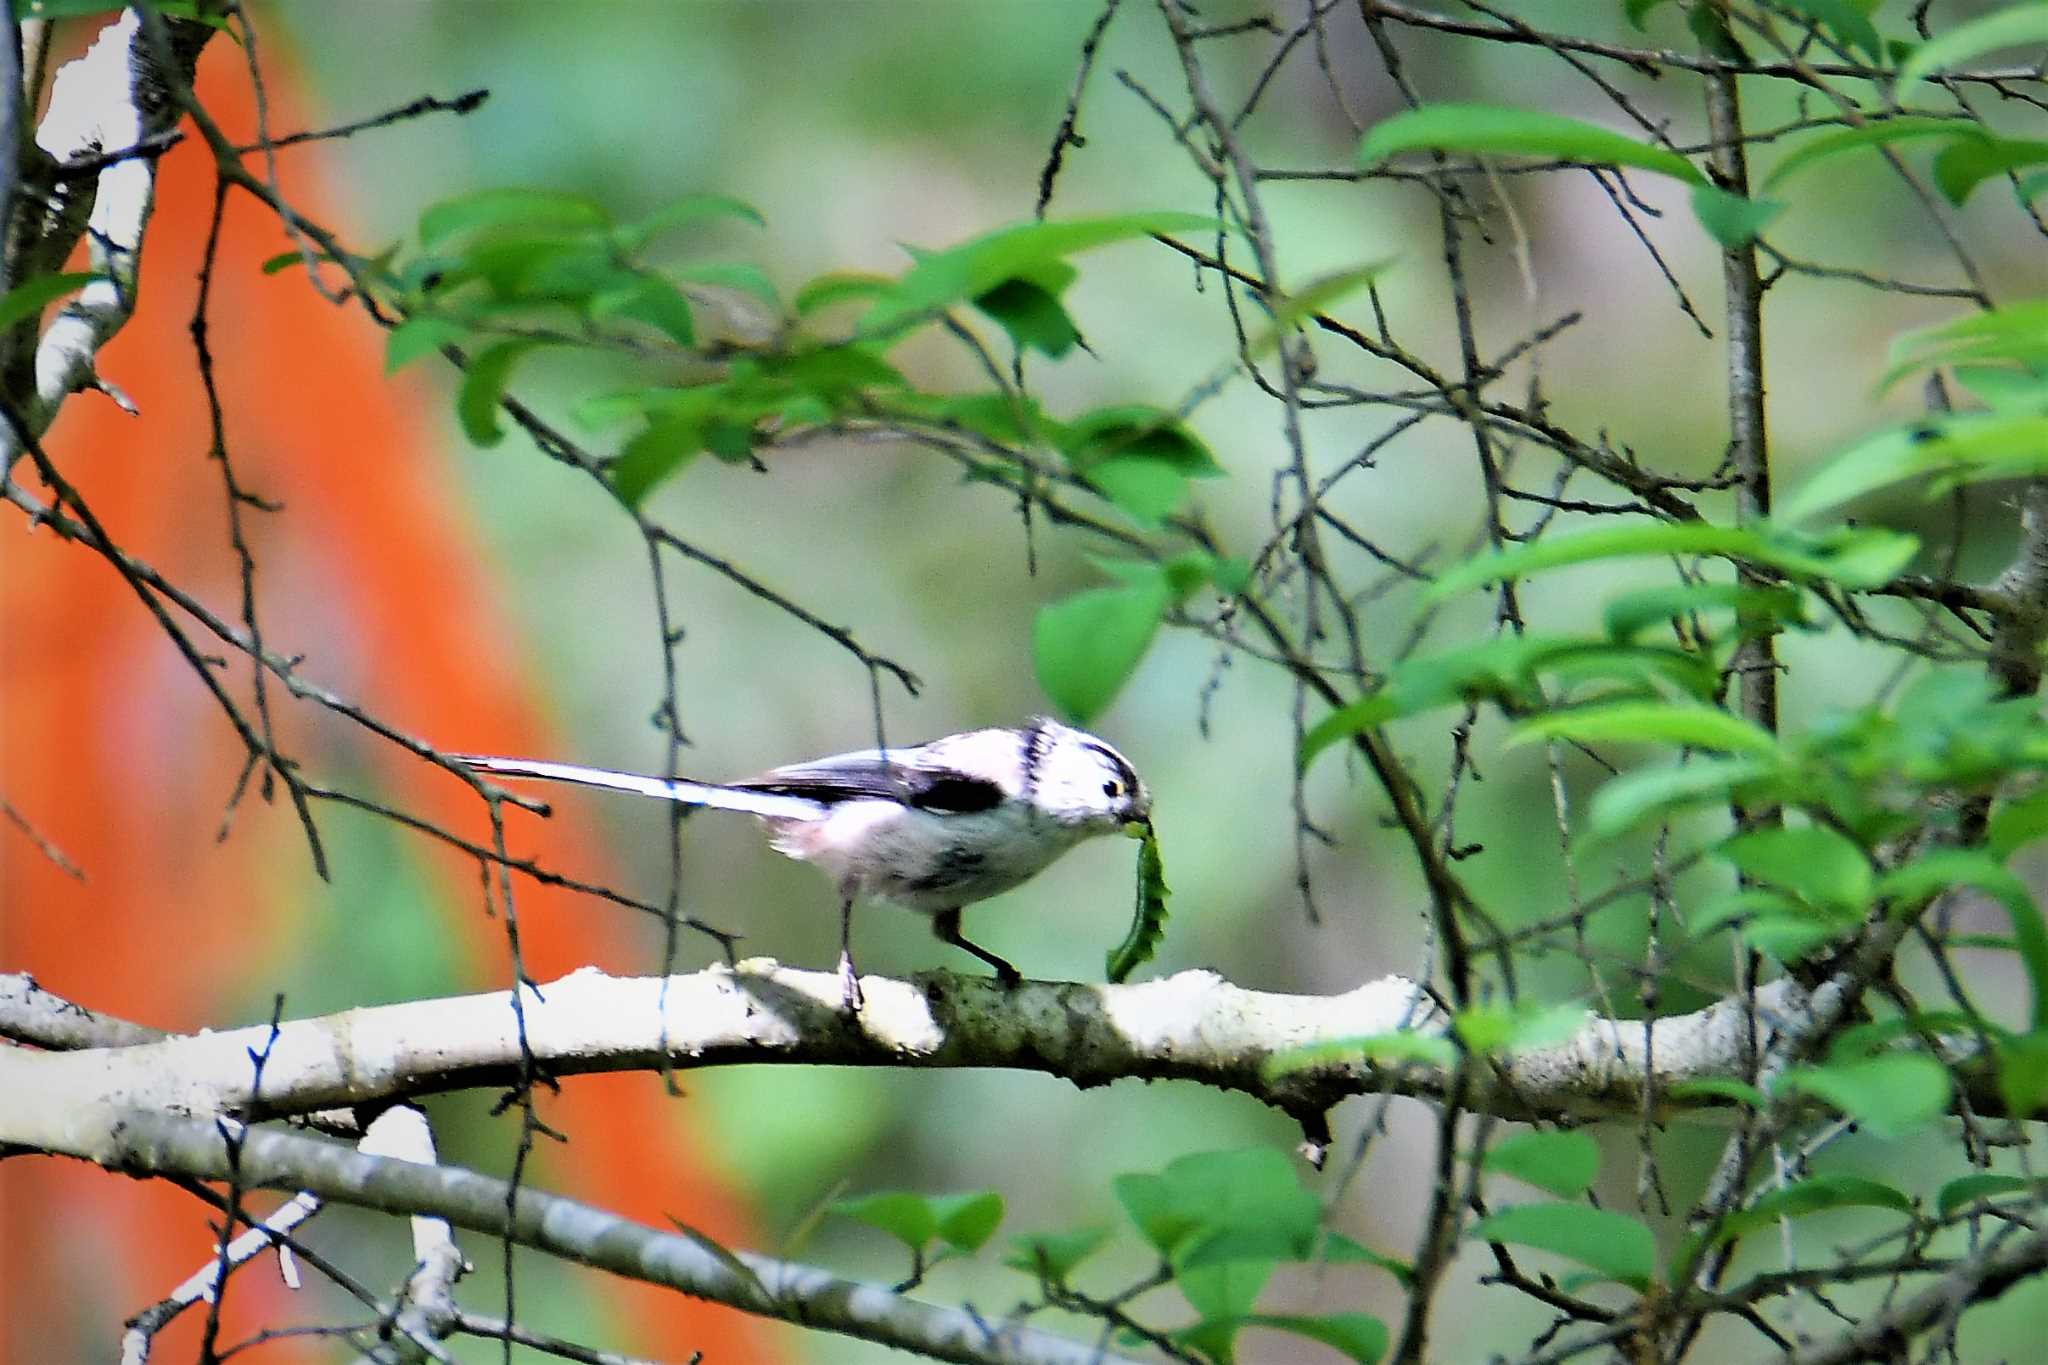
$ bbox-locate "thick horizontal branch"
[22,1104,1139,1365]
[4,962,1959,1137]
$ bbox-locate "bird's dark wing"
[737,754,1006,813]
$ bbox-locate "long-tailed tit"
[453,718,1150,1009]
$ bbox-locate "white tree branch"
[2,961,1910,1138]
[2,11,208,471]
[25,1103,1145,1365]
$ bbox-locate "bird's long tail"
[449,755,824,820]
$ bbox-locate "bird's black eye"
[1103,779,1124,798]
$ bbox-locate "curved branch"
[27,1104,1143,1365]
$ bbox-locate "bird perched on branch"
[453,718,1151,1010]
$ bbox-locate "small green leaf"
[1240,1313,1389,1365]
[1602,582,1807,643]
[1665,1077,1769,1110]
[672,261,781,308]
[1780,0,1883,60]
[1483,1130,1601,1199]
[1262,1031,1457,1079]
[1897,7,2048,107]
[1933,133,2048,206]
[1689,184,1785,248]
[1321,1233,1413,1282]
[1721,825,1873,911]
[931,1191,1005,1253]
[1001,1226,1111,1280]
[1997,1031,2048,1117]
[793,271,891,315]
[611,415,708,507]
[384,315,464,373]
[1467,1204,1657,1291]
[1359,103,1704,185]
[1455,1001,1587,1056]
[1033,575,1171,724]
[0,271,99,332]
[1777,1055,1952,1138]
[1114,1149,1319,1263]
[1706,1174,1913,1250]
[1879,851,2048,1030]
[1106,823,1170,983]
[1589,756,1781,837]
[590,276,698,347]
[973,277,1081,358]
[456,338,548,445]
[861,212,1217,336]
[1935,1173,2030,1219]
[1511,701,1780,757]
[1427,520,1919,596]
[611,193,764,253]
[420,187,609,247]
[1766,117,1976,190]
[831,1191,939,1252]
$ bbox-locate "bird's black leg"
[837,890,864,1013]
[932,907,1022,987]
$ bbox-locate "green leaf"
[793,271,892,315]
[1175,1260,1275,1328]
[1777,414,2048,522]
[861,212,1217,336]
[1665,1077,1769,1110]
[1107,822,1170,983]
[1467,1205,1657,1291]
[1483,1130,1600,1199]
[931,1191,1005,1253]
[1932,133,2048,206]
[419,187,609,247]
[1602,582,1806,642]
[589,276,698,347]
[611,415,708,507]
[1997,1031,2048,1117]
[1897,7,2048,106]
[1878,850,2048,1030]
[1781,0,1883,60]
[1034,554,1234,722]
[672,261,781,308]
[832,1191,939,1251]
[1885,301,2048,390]
[1033,575,1172,724]
[1321,1233,1413,1283]
[1705,1174,1913,1250]
[611,193,764,253]
[384,315,464,373]
[1359,103,1704,185]
[1777,1055,1952,1138]
[1511,701,1780,757]
[456,338,548,445]
[1589,756,1781,836]
[1689,887,1812,938]
[1262,1031,1457,1079]
[1743,915,1847,962]
[0,271,99,333]
[1001,1226,1111,1280]
[1246,263,1392,358]
[1689,184,1784,248]
[1720,825,1873,911]
[1114,1149,1319,1263]
[973,277,1081,358]
[1298,636,1720,772]
[1766,117,1977,189]
[1429,520,1918,595]
[1240,1313,1388,1365]
[1455,1001,1587,1056]
[1936,1173,2030,1219]
[1063,405,1224,475]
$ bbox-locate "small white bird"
[453,718,1150,1009]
